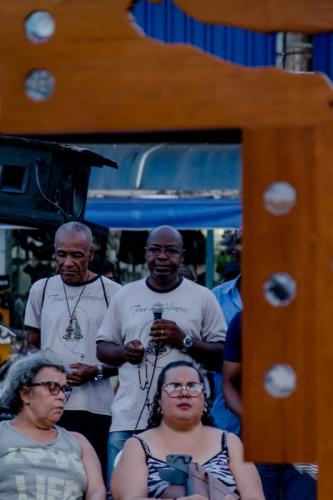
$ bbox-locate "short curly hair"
[0,352,67,414]
[147,360,213,429]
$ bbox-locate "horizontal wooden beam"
[1,2,333,134]
[154,0,333,33]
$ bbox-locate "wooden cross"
[2,1,333,497]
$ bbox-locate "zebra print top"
[133,431,240,498]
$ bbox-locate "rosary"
[138,355,149,390]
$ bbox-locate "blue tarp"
[85,197,242,230]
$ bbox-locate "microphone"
[152,302,164,320]
[152,303,164,354]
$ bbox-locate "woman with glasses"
[0,352,106,499]
[111,360,264,499]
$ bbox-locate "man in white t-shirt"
[97,225,227,483]
[24,221,121,477]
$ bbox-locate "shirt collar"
[220,274,241,294]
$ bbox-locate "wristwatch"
[182,335,193,353]
[94,365,104,381]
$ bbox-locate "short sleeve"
[23,278,48,330]
[200,288,227,343]
[96,291,123,344]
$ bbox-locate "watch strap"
[94,365,104,381]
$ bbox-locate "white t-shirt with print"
[97,277,227,431]
[24,274,121,415]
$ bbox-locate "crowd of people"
[0,221,316,499]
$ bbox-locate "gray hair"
[0,352,67,414]
[55,221,93,246]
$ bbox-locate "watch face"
[184,336,193,349]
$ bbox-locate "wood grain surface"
[2,3,333,496]
[163,0,333,33]
[242,126,318,463]
[0,1,333,134]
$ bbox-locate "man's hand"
[25,328,41,352]
[124,339,145,364]
[67,363,98,386]
[150,319,185,350]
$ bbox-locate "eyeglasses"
[162,382,204,398]
[29,381,72,401]
[146,246,182,257]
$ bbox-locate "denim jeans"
[106,430,136,492]
[256,463,317,500]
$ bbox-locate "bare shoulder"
[135,428,164,444]
[69,431,92,449]
[224,432,244,461]
[202,425,224,439]
[135,428,156,440]
[122,429,158,454]
[202,428,243,455]
[123,431,152,451]
[225,431,242,446]
[115,434,148,465]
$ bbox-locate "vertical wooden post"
[242,124,333,498]
[313,124,333,499]
[242,126,318,464]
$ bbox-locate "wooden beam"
[153,0,333,33]
[1,1,333,134]
[314,124,333,498]
[242,126,318,463]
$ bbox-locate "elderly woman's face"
[159,366,205,424]
[21,367,68,427]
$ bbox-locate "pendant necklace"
[62,273,89,341]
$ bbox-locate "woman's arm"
[71,432,106,500]
[227,433,265,500]
[111,437,150,500]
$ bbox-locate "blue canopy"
[84,143,242,230]
[88,143,241,192]
[85,197,242,230]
